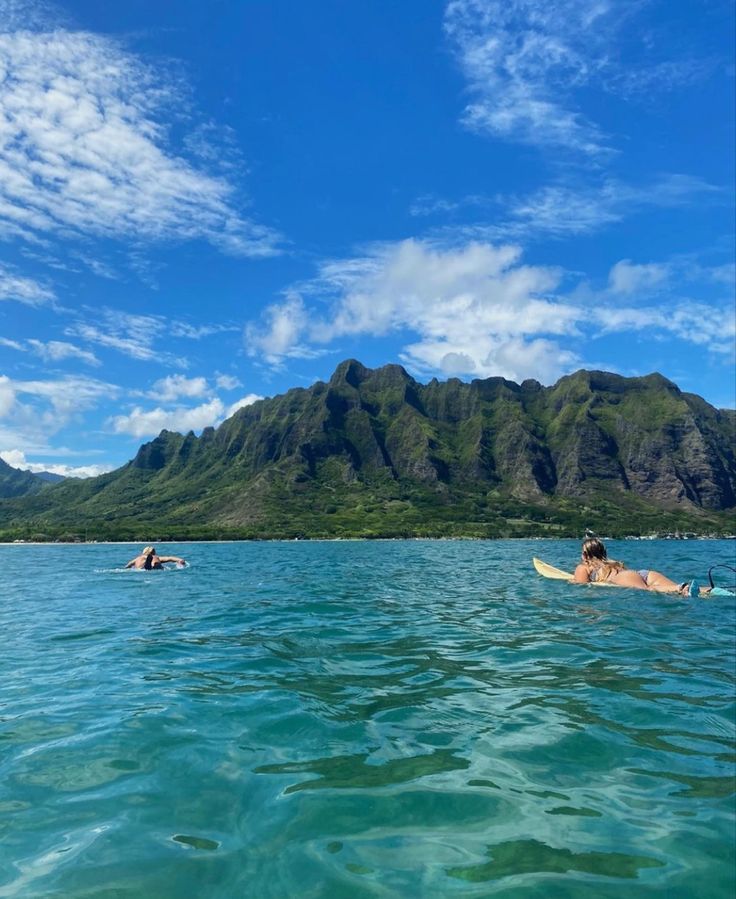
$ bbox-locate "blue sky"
[0,0,734,477]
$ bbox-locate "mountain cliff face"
[1,361,734,539]
[0,458,46,499]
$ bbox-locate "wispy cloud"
[444,0,613,154]
[27,339,101,366]
[65,323,185,366]
[0,2,280,257]
[428,173,727,241]
[0,264,55,305]
[443,0,714,156]
[414,174,722,241]
[59,306,240,368]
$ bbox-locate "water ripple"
[1,539,734,897]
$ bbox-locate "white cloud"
[246,238,736,382]
[245,293,322,366]
[0,374,15,416]
[596,302,736,355]
[108,398,226,438]
[150,374,209,402]
[108,389,263,438]
[505,183,622,236]
[226,393,262,417]
[0,372,119,454]
[0,264,55,304]
[0,6,280,256]
[215,374,242,390]
[27,338,100,366]
[608,260,668,295]
[0,447,113,478]
[11,374,117,415]
[248,239,581,382]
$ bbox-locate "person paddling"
[572,538,699,596]
[125,546,186,570]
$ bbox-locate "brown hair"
[581,538,624,581]
[143,546,156,570]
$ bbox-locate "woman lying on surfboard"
[125,546,186,570]
[572,538,699,596]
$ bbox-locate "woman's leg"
[645,570,686,594]
[609,570,650,590]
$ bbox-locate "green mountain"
[0,458,47,499]
[33,471,66,484]
[1,360,734,540]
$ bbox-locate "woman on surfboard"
[125,546,186,570]
[572,538,699,596]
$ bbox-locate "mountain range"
[0,460,65,499]
[1,360,734,540]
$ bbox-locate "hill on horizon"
[0,360,734,541]
[0,458,54,500]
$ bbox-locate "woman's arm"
[157,556,185,564]
[571,564,591,584]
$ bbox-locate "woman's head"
[582,537,607,562]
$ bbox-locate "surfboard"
[531,557,729,596]
[533,557,635,589]
[532,557,573,580]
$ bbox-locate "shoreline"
[2,534,734,547]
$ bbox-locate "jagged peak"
[553,369,680,395]
[635,372,681,393]
[329,359,370,388]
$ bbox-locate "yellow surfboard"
[532,557,616,587]
[532,557,707,594]
[532,557,572,580]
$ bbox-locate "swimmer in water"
[572,537,700,596]
[125,546,186,570]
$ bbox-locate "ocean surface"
[1,539,734,898]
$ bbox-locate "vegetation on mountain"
[1,360,734,540]
[33,471,66,484]
[0,458,47,500]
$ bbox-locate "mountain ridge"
[1,361,734,540]
[0,458,52,499]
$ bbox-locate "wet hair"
[143,548,155,570]
[581,537,624,579]
[582,538,607,561]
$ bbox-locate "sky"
[0,0,734,477]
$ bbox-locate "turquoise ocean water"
[1,539,734,898]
